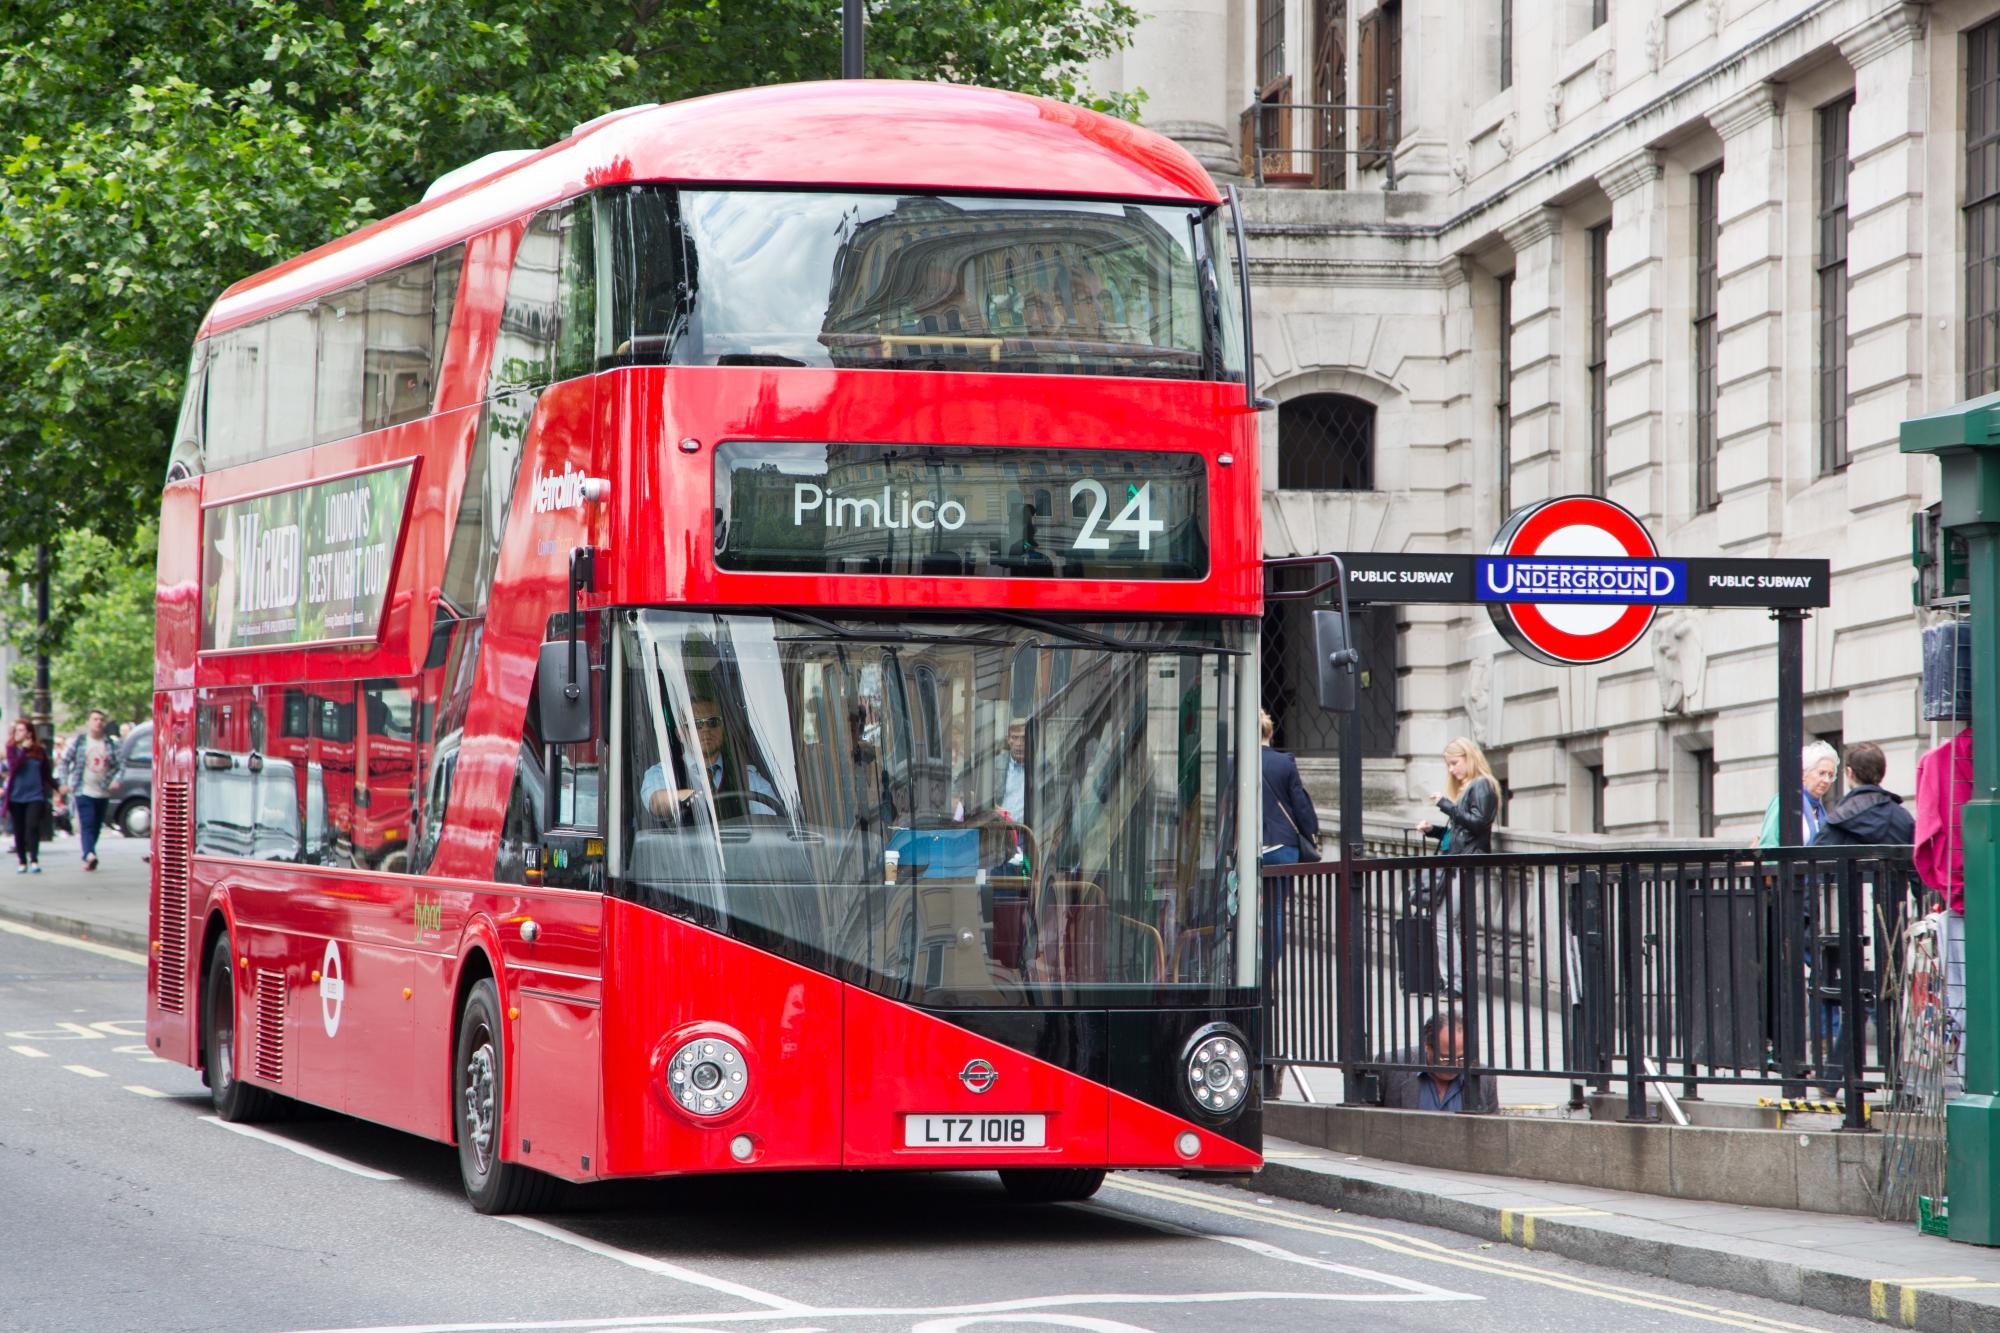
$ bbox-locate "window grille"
[1279,394,1375,489]
[1259,0,1286,92]
[1969,18,2000,395]
[1693,164,1722,513]
[1818,95,1852,475]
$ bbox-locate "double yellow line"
[1105,1174,1834,1333]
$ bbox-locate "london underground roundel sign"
[1482,495,1676,667]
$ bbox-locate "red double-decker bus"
[147,80,1266,1213]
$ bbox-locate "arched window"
[1279,393,1375,489]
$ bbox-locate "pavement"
[0,820,149,953]
[9,830,2000,1329]
[1243,1139,2000,1331]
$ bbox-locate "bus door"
[506,626,605,1179]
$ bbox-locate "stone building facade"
[1095,0,1981,841]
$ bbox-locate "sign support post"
[1774,606,1809,1099]
[1903,395,2000,1246]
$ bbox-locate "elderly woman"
[1757,739,1839,847]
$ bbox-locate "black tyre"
[998,1167,1107,1203]
[202,937,283,1122]
[455,978,562,1214]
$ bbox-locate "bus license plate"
[904,1114,1047,1148]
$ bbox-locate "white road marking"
[8,1044,47,1058]
[498,1217,813,1313]
[123,1085,169,1098]
[281,1289,1485,1333]
[1080,1200,1475,1301]
[63,1064,108,1078]
[200,1116,402,1180]
[7,1020,105,1041]
[0,917,146,965]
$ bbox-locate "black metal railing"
[1261,845,1923,1131]
[1238,92,1399,190]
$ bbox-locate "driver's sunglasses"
[692,715,724,730]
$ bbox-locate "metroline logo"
[533,462,587,514]
[1485,495,1667,666]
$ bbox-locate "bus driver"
[640,693,778,819]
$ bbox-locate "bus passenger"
[641,694,777,819]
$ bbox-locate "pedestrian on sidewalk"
[1757,739,1838,847]
[5,719,54,875]
[1380,1010,1496,1113]
[1415,736,1500,996]
[1260,710,1320,967]
[59,708,120,871]
[1811,741,1914,848]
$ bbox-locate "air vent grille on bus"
[155,783,191,1014]
[254,969,285,1084]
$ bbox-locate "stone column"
[1705,83,1787,550]
[1119,0,1238,178]
[1837,5,1927,501]
[1596,149,1668,527]
[1499,207,1565,509]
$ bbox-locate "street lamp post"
[842,0,863,79]
[1903,393,2000,1245]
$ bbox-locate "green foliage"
[0,0,1143,645]
[5,527,158,728]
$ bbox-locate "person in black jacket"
[1260,711,1319,968]
[1415,736,1501,995]
[1259,711,1319,866]
[1812,741,1915,847]
[1809,741,1912,1093]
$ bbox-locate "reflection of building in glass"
[818,199,1195,367]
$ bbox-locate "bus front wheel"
[202,937,283,1122]
[454,979,562,1214]
[997,1168,1107,1203]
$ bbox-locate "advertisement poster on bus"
[200,461,415,652]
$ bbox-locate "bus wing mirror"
[1312,609,1359,714]
[536,640,594,745]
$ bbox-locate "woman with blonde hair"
[1418,736,1501,854]
[1415,736,1500,996]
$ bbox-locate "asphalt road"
[0,918,1884,1333]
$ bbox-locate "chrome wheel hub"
[464,1040,497,1172]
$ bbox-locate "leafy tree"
[0,0,1141,623]
[5,526,157,729]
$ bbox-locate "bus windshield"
[604,189,1245,381]
[614,611,1247,1005]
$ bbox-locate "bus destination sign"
[714,442,1209,580]
[199,461,415,653]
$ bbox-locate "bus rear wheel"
[454,978,562,1215]
[998,1168,1107,1203]
[202,937,283,1122]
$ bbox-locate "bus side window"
[362,679,418,872]
[195,689,253,858]
[490,208,563,396]
[548,615,603,831]
[313,684,359,868]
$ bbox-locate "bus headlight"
[664,1034,749,1119]
[1182,1025,1251,1117]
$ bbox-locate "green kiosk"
[1904,394,2000,1245]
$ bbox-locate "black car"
[109,721,152,838]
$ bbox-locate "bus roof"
[202,81,1220,336]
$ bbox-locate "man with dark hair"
[1813,741,1914,847]
[1379,1011,1496,1112]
